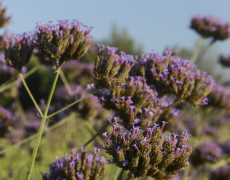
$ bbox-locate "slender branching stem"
[190,37,204,64]
[19,73,43,118]
[47,89,100,119]
[183,165,190,180]
[83,121,110,147]
[60,70,72,94]
[27,65,63,180]
[0,66,38,93]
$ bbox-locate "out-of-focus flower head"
[0,105,16,137]
[0,2,10,28]
[103,117,192,179]
[219,54,230,67]
[210,164,230,180]
[35,19,93,67]
[190,15,230,41]
[139,51,214,106]
[191,141,223,166]
[98,76,162,129]
[208,85,230,110]
[94,44,136,90]
[4,32,34,70]
[54,84,108,122]
[42,147,106,180]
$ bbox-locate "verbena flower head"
[191,141,223,167]
[42,147,106,180]
[94,44,136,89]
[4,33,34,70]
[140,51,214,106]
[219,54,230,67]
[103,117,192,179]
[0,2,10,28]
[208,85,230,110]
[98,76,162,129]
[35,19,93,67]
[190,15,230,41]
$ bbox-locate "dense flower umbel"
[190,15,230,41]
[4,33,34,70]
[191,141,223,167]
[0,2,10,28]
[219,54,230,67]
[94,44,136,89]
[98,76,162,129]
[139,51,214,106]
[208,85,230,110]
[35,19,93,67]
[103,117,192,179]
[42,147,106,180]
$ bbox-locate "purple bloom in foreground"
[94,44,136,89]
[103,117,192,179]
[35,19,93,67]
[139,51,214,106]
[42,147,106,180]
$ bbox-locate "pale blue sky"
[3,0,230,55]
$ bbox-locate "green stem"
[0,66,39,94]
[83,121,110,147]
[195,39,215,65]
[190,37,204,64]
[47,89,99,119]
[183,165,190,180]
[27,65,62,180]
[15,97,27,123]
[60,70,72,94]
[19,73,43,118]
[0,113,75,156]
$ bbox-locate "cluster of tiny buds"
[94,44,136,89]
[98,76,162,129]
[4,32,35,70]
[140,51,214,106]
[219,54,230,67]
[103,117,192,179]
[42,146,106,180]
[35,19,93,67]
[190,15,230,41]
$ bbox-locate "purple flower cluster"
[35,20,93,67]
[103,117,192,179]
[98,76,162,129]
[190,15,230,41]
[94,44,136,89]
[42,147,106,180]
[4,33,34,70]
[207,85,230,110]
[219,54,230,67]
[191,141,223,166]
[140,51,214,106]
